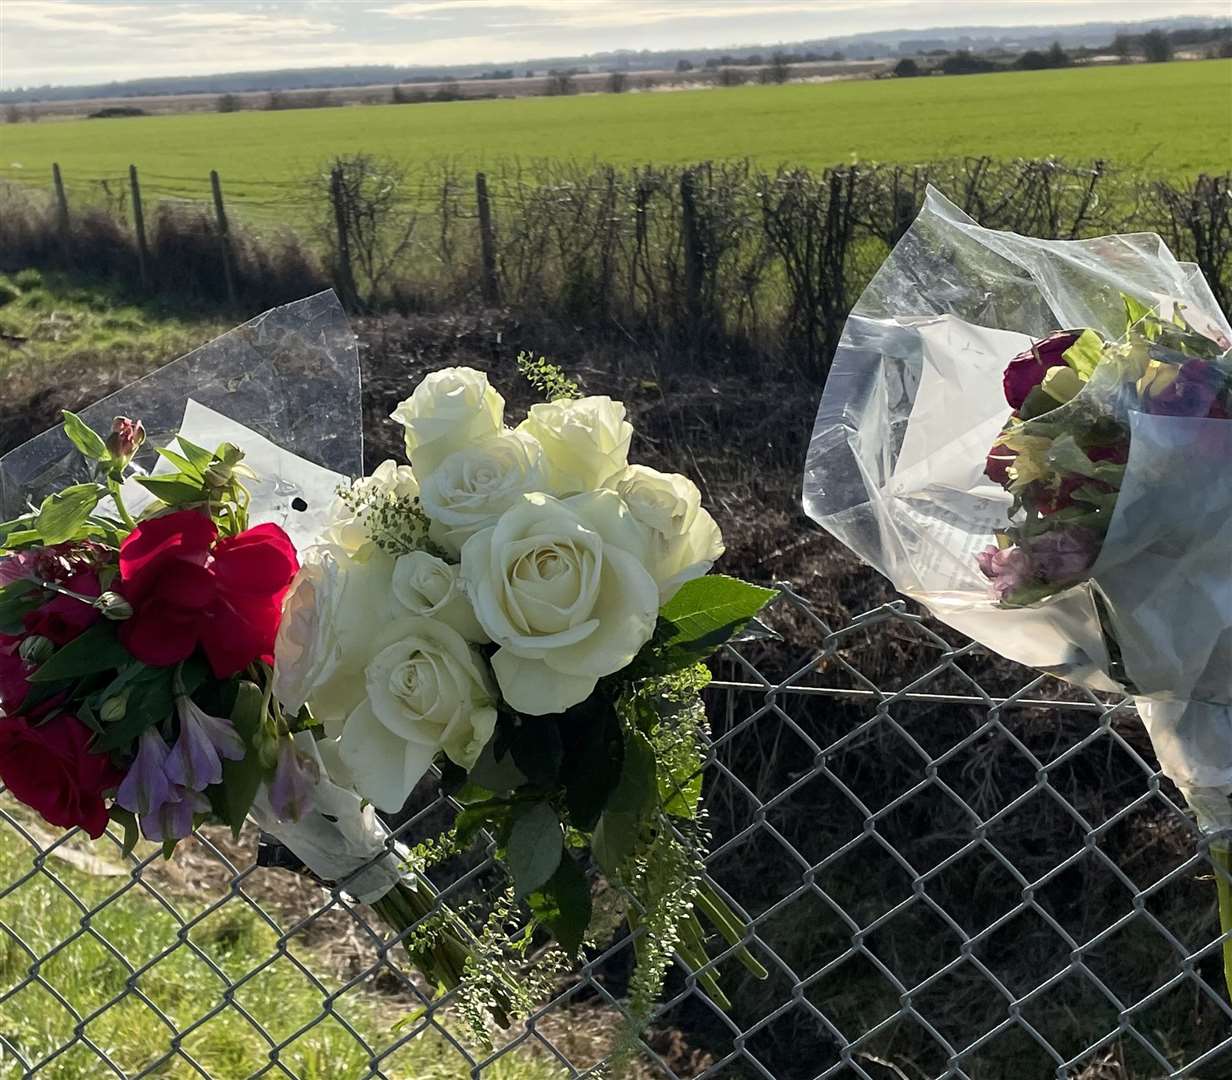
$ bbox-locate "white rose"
[390,367,504,477]
[461,490,660,716]
[273,546,398,729]
[608,465,724,602]
[418,430,547,554]
[323,459,420,557]
[517,396,632,495]
[392,551,488,643]
[338,617,497,812]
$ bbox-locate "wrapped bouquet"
[0,293,772,1036]
[803,189,1232,991]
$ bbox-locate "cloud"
[373,0,831,27]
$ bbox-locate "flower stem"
[1213,839,1232,1003]
[108,479,136,531]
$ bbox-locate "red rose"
[118,510,299,677]
[984,442,1017,488]
[1002,330,1082,410]
[0,713,123,838]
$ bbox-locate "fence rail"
[2,588,1229,1080]
[2,159,1229,379]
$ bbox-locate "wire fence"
[1,586,1230,1079]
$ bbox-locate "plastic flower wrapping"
[803,187,1232,832]
[0,291,773,1036]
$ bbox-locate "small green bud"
[95,591,133,621]
[100,693,129,723]
[18,635,54,664]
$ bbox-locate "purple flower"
[140,787,210,842]
[115,729,178,819]
[1030,528,1097,584]
[1143,360,1220,418]
[267,738,319,822]
[976,545,1033,601]
[165,697,245,791]
[1002,331,1083,410]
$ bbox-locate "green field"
[1,60,1229,218]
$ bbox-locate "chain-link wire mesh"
[2,586,1230,1080]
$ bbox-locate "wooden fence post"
[680,167,704,353]
[128,164,149,289]
[209,170,238,307]
[51,163,70,261]
[475,171,500,305]
[329,164,360,311]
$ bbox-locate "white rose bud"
[418,430,547,554]
[390,367,504,478]
[517,396,632,495]
[391,551,488,643]
[338,617,498,812]
[461,491,659,716]
[608,465,725,602]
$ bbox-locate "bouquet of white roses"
[272,357,773,1027]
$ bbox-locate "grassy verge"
[0,269,218,374]
[0,797,572,1080]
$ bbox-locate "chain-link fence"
[2,586,1230,1080]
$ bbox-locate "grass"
[0,270,217,375]
[0,797,569,1080]
[0,60,1227,223]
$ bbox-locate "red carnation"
[117,510,298,677]
[0,713,123,838]
[1002,330,1082,410]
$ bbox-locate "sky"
[0,0,1226,89]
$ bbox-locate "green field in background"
[1,59,1228,219]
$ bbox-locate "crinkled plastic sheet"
[803,188,1232,824]
[0,290,363,545]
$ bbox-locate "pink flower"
[1002,331,1083,410]
[976,545,1033,601]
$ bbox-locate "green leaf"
[560,697,624,831]
[592,810,639,876]
[93,665,176,752]
[135,474,207,506]
[506,801,563,897]
[1045,434,1126,486]
[528,853,592,958]
[1062,329,1105,381]
[61,411,109,462]
[31,623,131,683]
[633,576,777,677]
[153,447,204,479]
[109,805,140,858]
[175,436,214,474]
[0,579,42,634]
[36,484,101,545]
[467,736,528,794]
[1124,293,1156,333]
[508,717,563,788]
[208,681,266,839]
[609,729,658,817]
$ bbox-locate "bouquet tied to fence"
[802,188,1232,990]
[0,294,772,1037]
